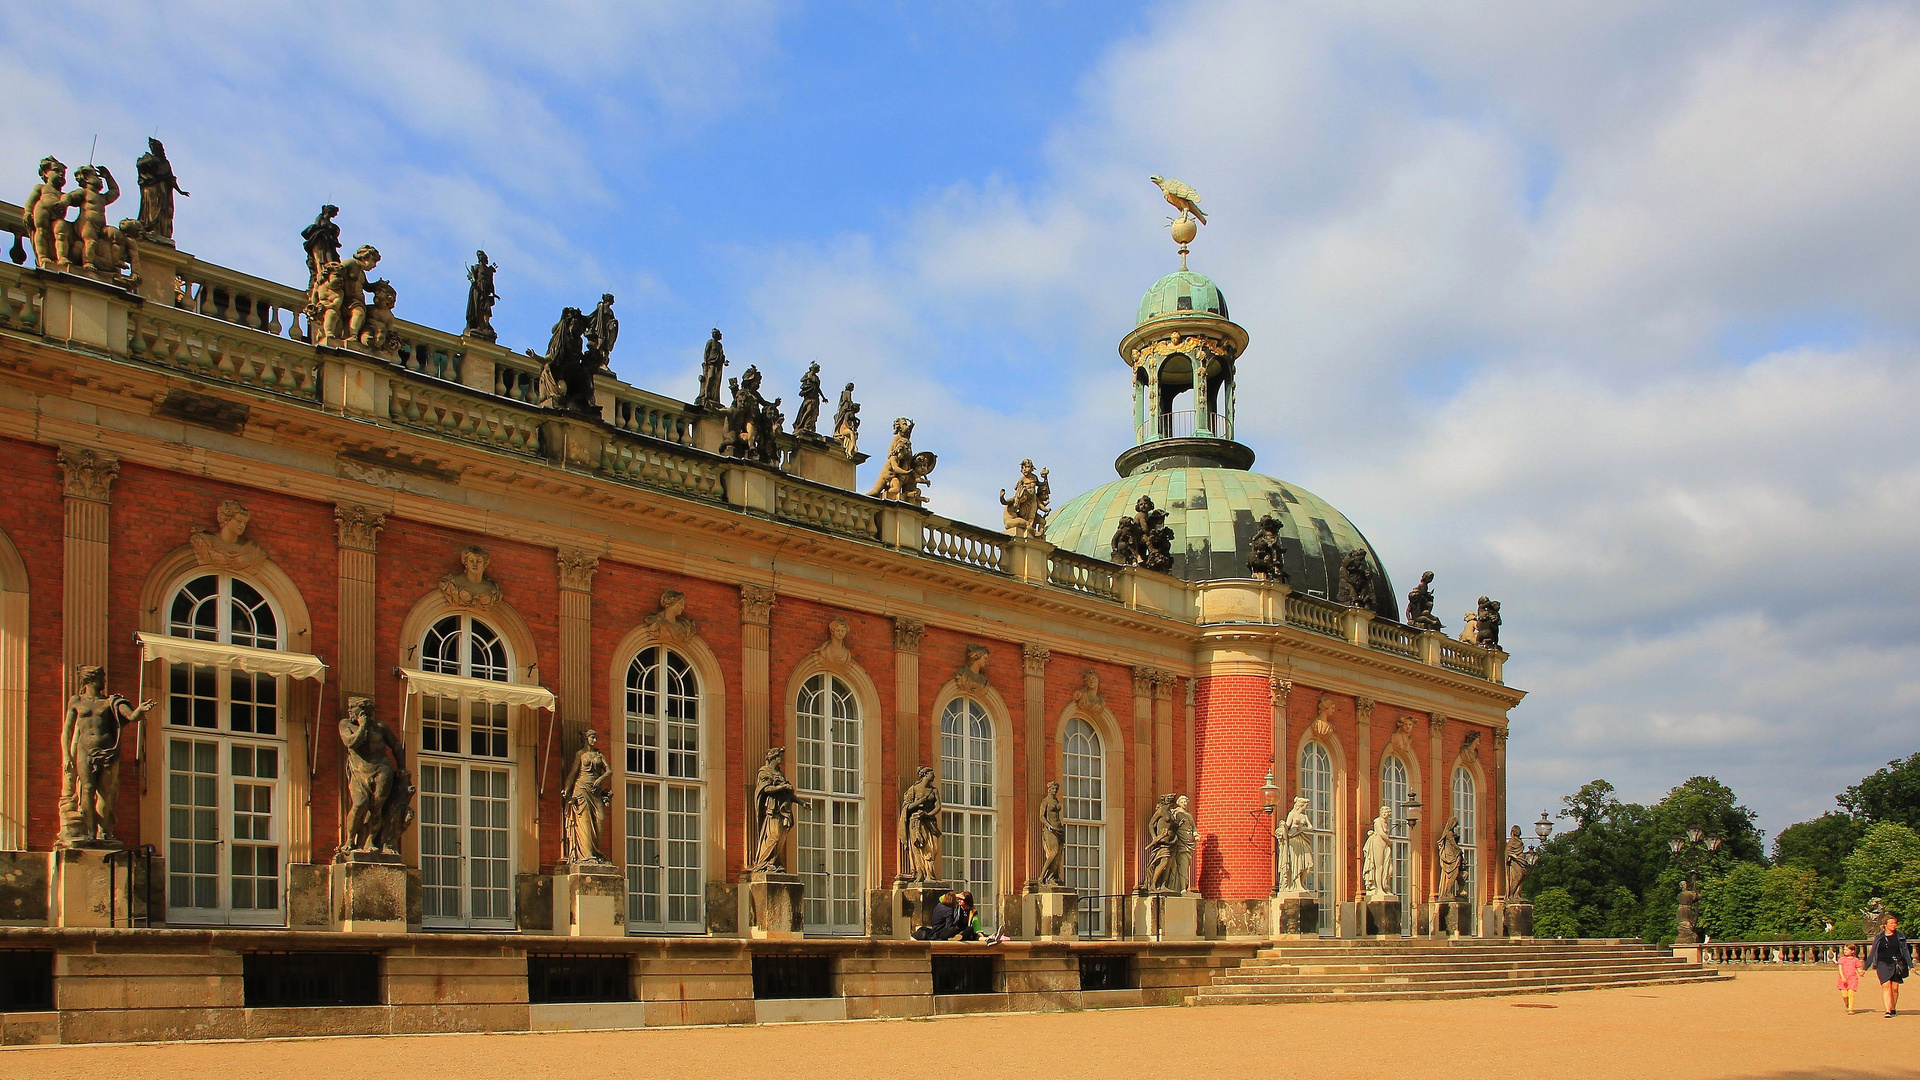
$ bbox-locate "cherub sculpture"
[866,417,935,505]
[999,458,1050,539]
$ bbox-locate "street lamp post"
[1669,828,1723,947]
[1401,791,1423,936]
[1259,770,1281,898]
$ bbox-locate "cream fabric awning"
[136,631,327,684]
[397,667,556,710]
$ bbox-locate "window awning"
[396,667,555,710]
[136,631,327,684]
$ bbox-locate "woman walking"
[1869,914,1912,1017]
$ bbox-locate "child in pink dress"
[1838,943,1864,1014]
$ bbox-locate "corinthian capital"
[556,548,600,591]
[893,616,925,653]
[333,503,386,552]
[57,446,119,502]
[739,584,775,625]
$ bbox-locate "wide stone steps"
[1191,939,1728,1006]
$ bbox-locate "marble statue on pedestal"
[794,362,825,436]
[1170,794,1196,893]
[1000,459,1051,539]
[561,729,613,864]
[1143,793,1177,893]
[1503,824,1529,899]
[867,418,936,505]
[1360,804,1394,899]
[696,330,727,411]
[1038,781,1066,887]
[1278,796,1314,893]
[340,696,408,855]
[135,138,188,245]
[59,665,154,847]
[898,766,943,882]
[750,748,796,873]
[1437,817,1464,901]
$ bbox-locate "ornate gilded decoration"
[438,546,503,610]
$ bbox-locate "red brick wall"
[1193,674,1270,899]
[1,440,66,849]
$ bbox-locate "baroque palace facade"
[0,154,1521,1041]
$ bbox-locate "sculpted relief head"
[216,499,250,543]
[459,546,490,583]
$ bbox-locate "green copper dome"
[1046,467,1398,618]
[1137,270,1228,326]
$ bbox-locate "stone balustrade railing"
[0,256,1509,683]
[1701,941,1861,965]
[1047,548,1122,600]
[923,516,1006,573]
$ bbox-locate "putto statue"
[1462,596,1503,650]
[721,364,782,464]
[898,766,943,882]
[340,696,408,856]
[560,729,614,865]
[69,164,125,276]
[1111,495,1172,570]
[1247,514,1287,582]
[832,382,861,456]
[1037,781,1066,887]
[1406,570,1444,631]
[135,138,188,245]
[1277,796,1314,893]
[999,459,1050,539]
[59,665,154,847]
[23,156,74,270]
[1110,514,1143,567]
[1360,804,1395,900]
[696,330,728,411]
[310,244,387,349]
[793,361,825,436]
[750,747,797,873]
[867,417,936,505]
[464,250,498,341]
[1337,548,1375,609]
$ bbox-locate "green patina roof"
[1137,270,1228,326]
[1047,466,1398,617]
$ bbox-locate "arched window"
[1453,765,1479,922]
[163,573,284,925]
[417,613,515,929]
[796,673,862,934]
[625,647,703,933]
[1299,741,1335,934]
[1381,755,1412,933]
[940,697,995,927]
[1062,717,1105,935]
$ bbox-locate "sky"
[5,0,1918,842]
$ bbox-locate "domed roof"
[1137,270,1228,326]
[1046,466,1399,619]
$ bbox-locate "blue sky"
[6,1,1919,840]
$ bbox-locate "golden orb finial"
[1151,175,1206,270]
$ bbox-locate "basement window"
[528,954,631,1003]
[0,951,54,1011]
[932,954,997,995]
[242,951,380,1007]
[752,954,835,999]
[1079,953,1136,991]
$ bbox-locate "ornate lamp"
[1686,825,1704,845]
[1704,834,1723,853]
[1403,791,1423,831]
[1668,835,1685,855]
[1534,812,1554,841]
[1260,770,1279,815]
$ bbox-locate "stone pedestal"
[1428,901,1472,937]
[787,438,858,490]
[1022,886,1079,942]
[1270,891,1319,937]
[1130,892,1201,941]
[331,852,409,934]
[742,872,804,939]
[0,851,53,925]
[1672,945,1702,964]
[1364,898,1401,937]
[1338,901,1363,938]
[888,880,954,939]
[1504,900,1533,938]
[561,861,626,937]
[54,846,146,928]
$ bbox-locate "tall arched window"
[1453,765,1479,926]
[1299,741,1335,934]
[1062,717,1105,935]
[940,697,995,927]
[417,613,515,929]
[796,673,862,934]
[164,573,284,925]
[1380,755,1412,933]
[625,647,703,933]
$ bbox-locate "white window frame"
[1300,741,1335,934]
[162,572,287,927]
[939,696,995,928]
[1062,717,1105,936]
[1453,764,1479,929]
[795,672,863,935]
[415,613,517,930]
[625,645,705,934]
[1381,754,1412,934]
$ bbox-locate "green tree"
[1839,753,1920,829]
[1533,887,1578,938]
[1643,776,1765,877]
[1600,884,1642,938]
[1753,866,1821,938]
[1840,822,1920,924]
[1526,780,1652,915]
[1699,862,1767,941]
[1772,812,1864,882]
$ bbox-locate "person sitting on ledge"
[914,892,965,941]
[953,891,983,943]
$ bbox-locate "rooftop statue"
[1141,503,1174,572]
[696,329,727,411]
[1406,570,1444,631]
[310,244,384,349]
[1462,596,1503,650]
[535,306,602,415]
[464,250,498,341]
[1000,458,1050,539]
[584,293,618,370]
[1246,513,1287,583]
[867,417,935,505]
[70,165,132,279]
[793,361,825,436]
[721,365,782,463]
[300,204,341,293]
[1110,513,1144,567]
[832,382,861,456]
[1149,175,1207,225]
[135,138,187,246]
[23,156,74,270]
[1337,548,1375,610]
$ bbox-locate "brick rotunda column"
[1192,672,1274,899]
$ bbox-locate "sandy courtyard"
[3,968,1909,1080]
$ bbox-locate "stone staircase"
[1191,939,1730,1006]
